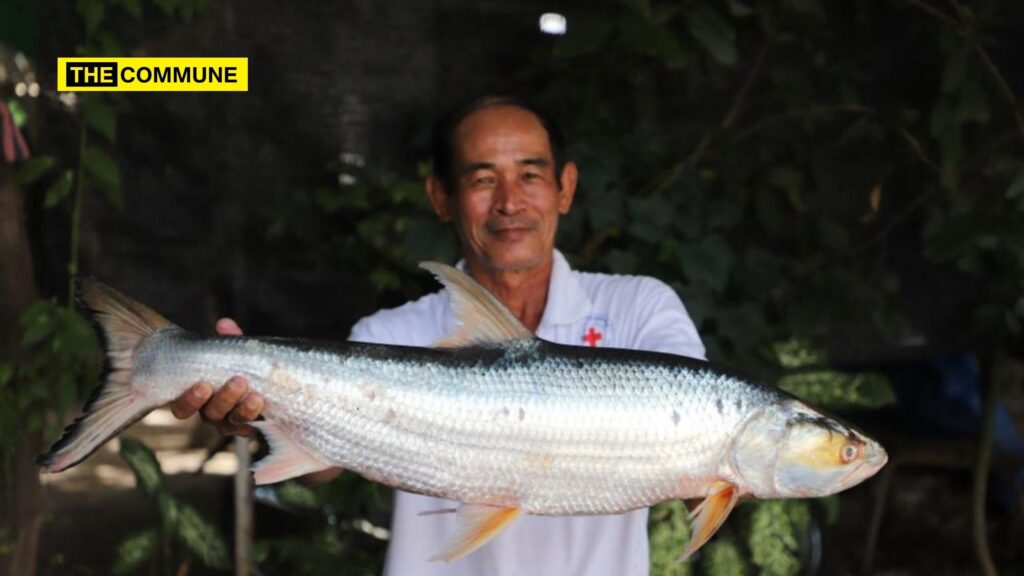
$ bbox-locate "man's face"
[427,105,577,272]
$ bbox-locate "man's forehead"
[455,106,549,143]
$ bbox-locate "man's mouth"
[486,220,537,237]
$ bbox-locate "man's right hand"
[168,318,344,485]
[169,318,265,437]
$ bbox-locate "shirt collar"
[538,249,592,327]
[452,249,592,329]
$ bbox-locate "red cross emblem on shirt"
[583,326,603,347]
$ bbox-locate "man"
[171,96,705,575]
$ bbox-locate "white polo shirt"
[349,250,705,576]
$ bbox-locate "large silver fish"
[39,263,887,562]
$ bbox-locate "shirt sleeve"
[630,277,706,361]
[348,314,398,345]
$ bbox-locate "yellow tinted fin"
[419,262,533,347]
[677,480,739,562]
[431,504,522,562]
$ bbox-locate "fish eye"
[840,443,859,463]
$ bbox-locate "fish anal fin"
[419,262,533,347]
[677,480,739,562]
[250,421,331,485]
[430,504,522,563]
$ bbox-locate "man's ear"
[425,174,452,223]
[557,162,578,215]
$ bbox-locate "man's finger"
[216,318,243,336]
[202,376,249,422]
[170,382,213,419]
[228,393,265,425]
[215,421,255,437]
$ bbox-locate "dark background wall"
[32,0,597,338]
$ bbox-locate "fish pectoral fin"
[430,503,522,563]
[249,421,331,485]
[677,480,739,563]
[419,262,534,347]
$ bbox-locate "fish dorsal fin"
[419,261,534,348]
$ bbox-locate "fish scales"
[136,329,781,515]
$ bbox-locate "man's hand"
[169,318,265,437]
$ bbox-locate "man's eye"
[473,176,496,186]
[523,172,541,181]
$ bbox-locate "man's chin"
[479,249,548,273]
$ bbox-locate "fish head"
[731,401,887,498]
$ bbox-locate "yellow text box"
[57,58,248,92]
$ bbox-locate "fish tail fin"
[37,279,176,473]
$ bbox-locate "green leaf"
[778,370,896,409]
[44,171,74,209]
[0,364,13,388]
[175,504,230,569]
[686,4,737,66]
[369,268,400,291]
[748,500,810,576]
[119,438,166,497]
[703,538,745,574]
[16,156,56,187]
[112,529,157,575]
[678,234,735,292]
[82,146,123,209]
[82,97,117,142]
[75,0,105,36]
[648,501,692,575]
[275,481,319,509]
[20,300,57,346]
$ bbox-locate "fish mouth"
[839,441,888,488]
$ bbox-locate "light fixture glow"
[539,13,567,35]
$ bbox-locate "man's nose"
[493,177,524,214]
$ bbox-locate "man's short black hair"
[430,95,567,193]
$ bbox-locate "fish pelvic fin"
[431,503,522,563]
[676,480,739,563]
[419,262,534,347]
[249,421,332,485]
[37,280,177,473]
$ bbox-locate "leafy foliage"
[265,162,456,302]
[0,301,100,466]
[746,500,811,576]
[254,476,389,575]
[113,438,230,574]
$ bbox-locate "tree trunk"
[0,162,41,576]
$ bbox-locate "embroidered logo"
[581,314,610,347]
